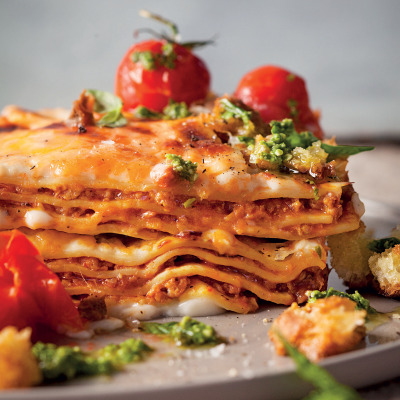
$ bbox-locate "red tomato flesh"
[0,230,83,335]
[115,40,210,112]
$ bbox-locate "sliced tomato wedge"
[0,230,83,335]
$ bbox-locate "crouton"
[328,221,373,288]
[369,244,400,297]
[0,327,41,389]
[269,296,366,362]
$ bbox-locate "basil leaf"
[276,332,362,400]
[368,237,400,253]
[134,106,164,120]
[219,98,252,127]
[321,143,374,159]
[86,89,127,128]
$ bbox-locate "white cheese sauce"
[352,192,366,217]
[109,299,225,321]
[24,210,53,229]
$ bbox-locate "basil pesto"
[32,338,153,381]
[141,316,224,347]
[165,154,198,183]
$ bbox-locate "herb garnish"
[287,99,298,119]
[368,237,400,253]
[219,98,253,130]
[86,89,127,128]
[272,119,374,159]
[237,135,256,148]
[163,99,191,119]
[277,332,362,400]
[32,338,152,381]
[183,198,196,208]
[136,10,214,50]
[321,143,375,160]
[134,100,191,120]
[131,42,177,70]
[249,119,374,172]
[165,154,198,183]
[141,316,223,347]
[134,106,164,120]
[307,288,377,314]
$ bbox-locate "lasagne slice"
[20,228,328,318]
[0,98,364,319]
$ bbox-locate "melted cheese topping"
[0,106,348,202]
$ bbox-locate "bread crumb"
[369,244,400,296]
[0,327,42,389]
[269,297,366,361]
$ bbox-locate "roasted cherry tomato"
[234,65,324,139]
[115,39,210,112]
[0,230,83,335]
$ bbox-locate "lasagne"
[0,97,364,319]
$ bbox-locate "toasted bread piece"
[269,296,366,361]
[328,221,373,288]
[0,327,41,389]
[369,244,400,297]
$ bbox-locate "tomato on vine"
[115,10,211,112]
[234,65,324,139]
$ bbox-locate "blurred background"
[1,0,399,137]
[1,0,399,204]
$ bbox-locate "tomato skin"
[0,230,83,336]
[115,40,210,112]
[234,65,323,139]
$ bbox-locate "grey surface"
[1,0,400,137]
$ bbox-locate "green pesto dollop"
[32,338,153,381]
[249,119,315,170]
[237,135,256,149]
[141,316,224,347]
[163,99,191,119]
[165,154,198,183]
[248,119,373,172]
[307,288,377,314]
[368,237,400,254]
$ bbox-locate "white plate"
[2,199,400,400]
